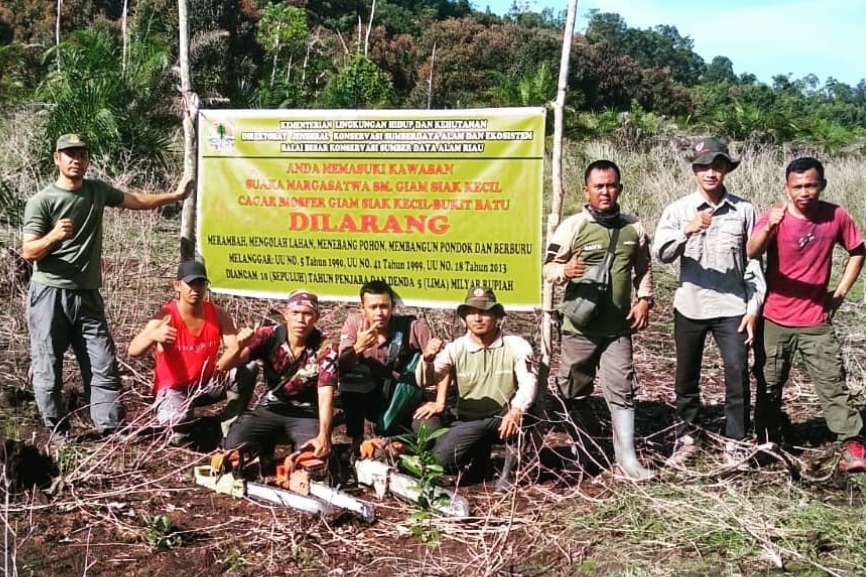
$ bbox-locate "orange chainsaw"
[195,449,375,522]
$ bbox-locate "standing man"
[416,287,537,491]
[748,157,866,472]
[219,291,338,465]
[338,280,442,452]
[22,133,192,438]
[128,261,258,444]
[544,160,654,480]
[653,137,765,467]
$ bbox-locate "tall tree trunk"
[178,0,197,260]
[364,0,376,57]
[121,0,129,72]
[270,23,281,88]
[55,0,62,72]
[426,42,436,109]
[541,0,578,393]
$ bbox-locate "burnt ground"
[3,262,866,576]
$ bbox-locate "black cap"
[177,260,208,283]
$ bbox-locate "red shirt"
[756,202,864,327]
[153,301,222,393]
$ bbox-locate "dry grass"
[573,139,866,230]
[2,131,866,576]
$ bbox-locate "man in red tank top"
[129,261,258,444]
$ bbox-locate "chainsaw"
[353,439,470,518]
[193,449,376,523]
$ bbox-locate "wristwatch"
[638,296,655,309]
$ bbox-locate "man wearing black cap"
[22,133,193,439]
[219,290,338,465]
[652,137,766,468]
[416,286,537,490]
[128,261,258,444]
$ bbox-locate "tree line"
[1,0,865,175]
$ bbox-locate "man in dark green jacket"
[543,160,654,480]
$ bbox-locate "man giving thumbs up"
[129,261,258,444]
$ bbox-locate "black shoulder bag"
[561,227,620,328]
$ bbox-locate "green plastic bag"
[376,352,423,436]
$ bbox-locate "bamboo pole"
[55,0,62,72]
[121,0,129,72]
[178,0,197,260]
[541,1,578,387]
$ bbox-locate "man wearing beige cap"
[416,286,537,491]
[652,137,765,467]
[22,133,193,440]
[219,290,338,467]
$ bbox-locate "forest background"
[1,0,866,188]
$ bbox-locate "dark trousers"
[224,405,319,461]
[418,412,529,473]
[674,311,749,440]
[340,390,385,440]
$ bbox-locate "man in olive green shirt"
[22,133,192,438]
[543,160,654,480]
[416,286,537,490]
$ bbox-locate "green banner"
[197,108,544,309]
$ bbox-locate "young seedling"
[398,422,450,545]
[141,514,182,550]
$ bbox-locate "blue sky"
[476,0,866,86]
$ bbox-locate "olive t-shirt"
[23,179,125,289]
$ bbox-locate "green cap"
[56,133,90,152]
[457,286,506,318]
[687,137,739,170]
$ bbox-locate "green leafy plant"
[39,23,177,175]
[255,3,309,90]
[398,422,450,545]
[141,514,182,549]
[0,179,25,228]
[55,444,79,477]
[221,547,246,572]
[318,52,397,109]
[3,416,19,441]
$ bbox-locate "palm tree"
[39,21,177,174]
[487,63,556,108]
